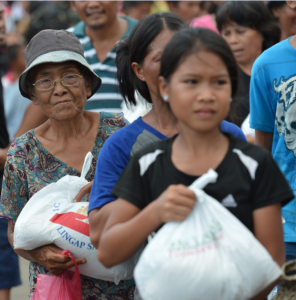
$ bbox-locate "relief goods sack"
[134,169,282,300]
[14,152,142,283]
[273,259,296,300]
[31,250,82,300]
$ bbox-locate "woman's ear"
[27,86,39,106]
[287,1,296,9]
[131,62,146,82]
[158,76,170,102]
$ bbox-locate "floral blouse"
[0,112,135,300]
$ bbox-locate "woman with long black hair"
[216,2,280,140]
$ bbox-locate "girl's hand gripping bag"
[31,250,82,300]
[14,152,143,284]
[134,169,282,300]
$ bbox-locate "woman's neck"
[280,25,293,42]
[142,95,179,137]
[238,62,254,76]
[44,112,91,141]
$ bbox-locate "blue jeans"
[285,242,296,262]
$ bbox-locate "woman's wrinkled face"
[28,62,92,121]
[136,29,176,100]
[159,50,231,133]
[221,22,263,67]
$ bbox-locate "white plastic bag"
[14,152,142,284]
[134,169,282,300]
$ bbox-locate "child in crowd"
[167,1,203,23]
[87,13,246,247]
[190,1,222,34]
[120,1,152,20]
[97,28,293,300]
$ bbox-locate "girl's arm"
[250,202,285,300]
[88,202,115,249]
[98,199,160,268]
[98,185,196,267]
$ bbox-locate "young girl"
[98,28,293,299]
[87,13,246,248]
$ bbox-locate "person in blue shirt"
[86,13,246,248]
[249,0,296,262]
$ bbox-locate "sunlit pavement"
[11,257,29,300]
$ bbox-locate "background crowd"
[1,1,296,300]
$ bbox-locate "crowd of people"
[1,1,296,300]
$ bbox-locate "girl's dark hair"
[116,12,186,106]
[216,2,280,51]
[159,27,239,98]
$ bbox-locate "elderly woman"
[0,30,134,299]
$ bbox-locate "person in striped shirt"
[69,1,137,112]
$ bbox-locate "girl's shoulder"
[230,135,272,163]
[98,117,161,160]
[228,135,280,181]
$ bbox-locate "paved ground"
[11,257,29,300]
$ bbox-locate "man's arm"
[254,130,273,152]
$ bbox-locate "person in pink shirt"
[190,1,223,34]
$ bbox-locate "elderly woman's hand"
[28,244,86,275]
[74,181,93,203]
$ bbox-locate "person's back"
[3,44,30,140]
[0,5,9,185]
[250,0,296,262]
[69,1,137,112]
[0,5,21,300]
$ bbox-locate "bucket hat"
[19,29,101,100]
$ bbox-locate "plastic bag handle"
[189,169,218,191]
[189,169,218,204]
[60,250,79,277]
[80,152,93,179]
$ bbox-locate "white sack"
[135,169,282,300]
[14,152,142,284]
